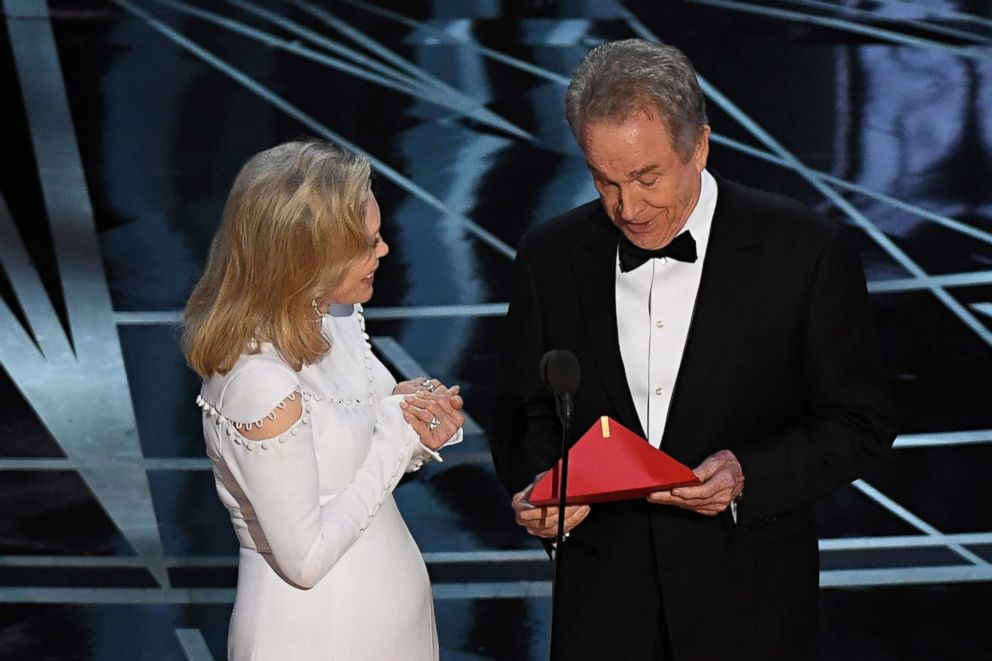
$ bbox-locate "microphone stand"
[549,392,572,659]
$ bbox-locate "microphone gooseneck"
[540,350,580,661]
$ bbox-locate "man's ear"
[694,125,711,171]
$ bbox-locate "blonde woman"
[184,140,463,660]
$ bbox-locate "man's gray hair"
[565,39,708,160]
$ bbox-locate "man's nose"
[616,186,643,222]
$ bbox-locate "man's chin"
[621,226,665,249]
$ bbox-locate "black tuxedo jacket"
[491,176,897,660]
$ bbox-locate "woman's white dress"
[196,304,458,661]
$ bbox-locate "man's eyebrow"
[586,163,661,181]
[629,165,661,178]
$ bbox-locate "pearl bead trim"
[195,307,378,431]
[195,389,301,430]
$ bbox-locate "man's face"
[579,110,709,250]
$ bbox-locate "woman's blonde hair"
[183,140,372,377]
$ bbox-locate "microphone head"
[539,350,581,396]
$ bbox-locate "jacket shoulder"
[724,179,837,243]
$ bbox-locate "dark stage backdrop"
[1,0,990,659]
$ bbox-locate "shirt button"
[655,387,663,396]
[656,320,664,328]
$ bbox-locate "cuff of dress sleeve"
[443,427,463,450]
[418,442,444,464]
[409,428,463,471]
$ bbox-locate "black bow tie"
[618,231,697,273]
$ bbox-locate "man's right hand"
[511,475,591,539]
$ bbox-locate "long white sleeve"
[210,362,420,589]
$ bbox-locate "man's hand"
[647,449,744,516]
[512,474,591,538]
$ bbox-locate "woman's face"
[324,192,388,307]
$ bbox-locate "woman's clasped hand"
[396,378,465,450]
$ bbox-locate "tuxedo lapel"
[662,179,759,455]
[569,210,645,439]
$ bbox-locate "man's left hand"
[647,449,744,516]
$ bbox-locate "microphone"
[539,350,580,429]
[539,350,580,394]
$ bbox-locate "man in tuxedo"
[490,39,897,660]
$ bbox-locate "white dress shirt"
[616,169,718,448]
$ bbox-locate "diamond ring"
[427,416,441,431]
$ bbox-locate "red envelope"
[528,416,701,506]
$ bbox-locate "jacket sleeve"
[490,238,564,496]
[733,224,898,525]
[213,363,420,589]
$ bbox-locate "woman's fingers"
[403,394,464,429]
[402,410,430,440]
[431,397,465,432]
[406,387,459,404]
[401,402,459,449]
[402,410,444,448]
[436,385,463,410]
[416,378,443,393]
[399,387,466,450]
[400,399,434,423]
[394,377,449,396]
[400,401,436,441]
[434,394,461,417]
[392,378,421,396]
